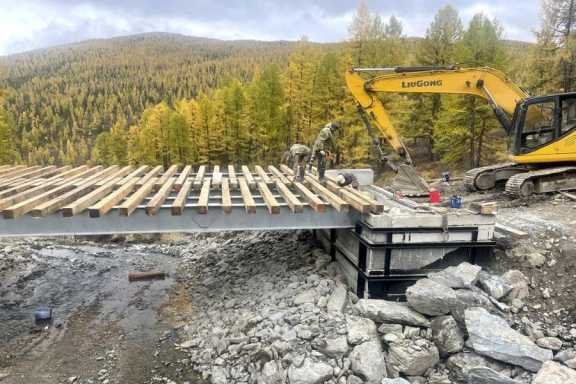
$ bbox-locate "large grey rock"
[293,289,317,305]
[346,315,378,345]
[327,284,347,313]
[314,335,349,358]
[501,270,529,303]
[532,361,576,384]
[387,338,439,376]
[536,337,563,351]
[427,262,481,289]
[406,278,458,316]
[465,307,552,372]
[355,299,430,327]
[477,271,512,300]
[349,340,387,384]
[467,367,520,384]
[447,352,509,382]
[211,366,228,384]
[287,358,333,384]
[259,360,286,384]
[431,315,464,356]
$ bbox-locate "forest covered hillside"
[0,1,572,171]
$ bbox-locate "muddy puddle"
[0,240,201,384]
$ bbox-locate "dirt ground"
[0,237,203,384]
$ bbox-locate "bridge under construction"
[0,164,495,298]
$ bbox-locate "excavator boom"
[345,66,529,195]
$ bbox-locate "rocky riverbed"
[1,224,576,384]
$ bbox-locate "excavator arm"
[345,66,529,195]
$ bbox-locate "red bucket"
[429,190,441,204]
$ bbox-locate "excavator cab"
[511,93,576,156]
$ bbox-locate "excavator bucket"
[391,164,430,196]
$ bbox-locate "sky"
[0,0,541,56]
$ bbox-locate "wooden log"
[324,180,371,214]
[275,180,303,213]
[212,165,222,187]
[128,271,166,282]
[0,165,20,177]
[119,177,158,216]
[241,165,256,189]
[62,176,124,217]
[88,178,140,218]
[304,176,349,212]
[293,182,326,213]
[0,166,56,186]
[221,178,232,215]
[146,176,177,216]
[0,166,41,181]
[228,165,239,190]
[118,165,149,185]
[254,165,273,185]
[495,222,529,239]
[171,179,192,216]
[238,177,256,214]
[174,165,192,191]
[268,165,291,185]
[0,167,100,215]
[136,165,162,186]
[30,166,128,217]
[156,165,178,187]
[560,191,576,201]
[193,165,206,189]
[197,179,211,214]
[258,181,280,214]
[279,164,295,176]
[0,166,71,196]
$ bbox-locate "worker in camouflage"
[281,144,311,182]
[335,172,359,189]
[310,122,340,180]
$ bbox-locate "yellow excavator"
[345,66,576,197]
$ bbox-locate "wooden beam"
[62,176,125,217]
[324,180,372,214]
[211,165,222,187]
[254,165,273,185]
[258,181,280,214]
[304,176,349,212]
[0,166,71,197]
[89,178,140,218]
[268,165,291,185]
[119,177,158,216]
[495,222,529,239]
[171,179,192,216]
[0,165,20,177]
[0,166,56,186]
[275,180,303,213]
[293,182,326,213]
[241,165,256,189]
[136,165,163,186]
[156,165,178,187]
[221,178,232,214]
[174,165,192,191]
[146,176,177,216]
[193,165,206,189]
[0,166,41,181]
[238,177,256,214]
[228,165,239,190]
[118,165,149,185]
[560,191,576,201]
[30,166,129,217]
[197,179,211,214]
[0,166,98,213]
[2,166,108,219]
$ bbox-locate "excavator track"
[463,162,519,191]
[504,166,576,198]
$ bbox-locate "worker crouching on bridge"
[281,144,311,182]
[310,122,340,181]
[335,172,359,189]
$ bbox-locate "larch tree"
[0,95,18,164]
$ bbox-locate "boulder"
[346,315,378,345]
[532,361,576,384]
[465,307,552,372]
[431,315,464,356]
[287,358,333,384]
[406,278,458,316]
[554,349,576,363]
[447,352,509,382]
[387,338,440,376]
[477,271,512,300]
[349,340,387,384]
[211,366,228,384]
[427,262,481,289]
[501,270,529,303]
[259,360,286,384]
[536,337,563,351]
[293,289,317,305]
[327,284,347,313]
[314,335,349,358]
[467,367,520,384]
[355,299,430,327]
